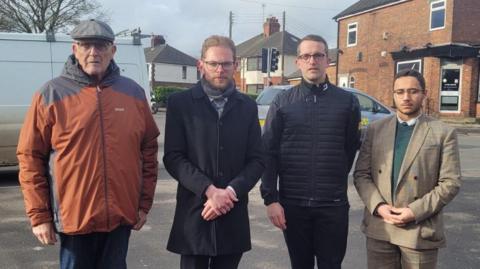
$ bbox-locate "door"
[338,74,348,87]
[439,60,461,112]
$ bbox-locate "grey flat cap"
[71,19,115,42]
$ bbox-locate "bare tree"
[0,0,109,33]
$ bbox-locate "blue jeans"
[59,225,132,269]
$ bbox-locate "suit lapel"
[378,116,397,204]
[396,115,430,189]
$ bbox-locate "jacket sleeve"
[408,127,461,223]
[345,94,361,172]
[228,104,265,197]
[162,95,213,198]
[139,99,160,214]
[260,97,283,205]
[353,124,387,214]
[17,93,53,227]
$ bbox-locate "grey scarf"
[201,78,235,117]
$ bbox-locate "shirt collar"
[397,113,422,126]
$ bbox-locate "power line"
[239,0,341,11]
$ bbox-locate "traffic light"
[270,47,280,72]
[261,48,269,73]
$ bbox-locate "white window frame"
[349,76,355,88]
[182,66,187,80]
[347,22,358,47]
[430,0,446,31]
[396,59,422,73]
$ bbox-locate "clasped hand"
[376,204,415,226]
[201,185,238,221]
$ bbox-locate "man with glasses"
[17,19,159,269]
[261,34,361,269]
[354,69,461,268]
[163,35,264,269]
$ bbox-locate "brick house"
[235,17,301,93]
[334,0,480,119]
[144,35,199,89]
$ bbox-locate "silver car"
[256,85,394,140]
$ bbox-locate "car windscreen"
[256,88,284,105]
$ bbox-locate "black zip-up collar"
[301,79,329,94]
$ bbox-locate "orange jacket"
[17,56,159,234]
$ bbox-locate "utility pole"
[262,3,266,22]
[229,11,233,39]
[281,11,286,84]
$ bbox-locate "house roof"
[333,0,405,20]
[144,44,197,66]
[236,31,301,58]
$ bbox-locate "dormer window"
[430,0,446,30]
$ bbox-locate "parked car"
[256,85,394,140]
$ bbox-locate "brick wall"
[452,0,480,44]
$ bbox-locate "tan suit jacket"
[354,114,461,250]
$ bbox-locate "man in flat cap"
[17,19,159,269]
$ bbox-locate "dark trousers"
[180,253,243,269]
[282,203,349,269]
[59,225,132,269]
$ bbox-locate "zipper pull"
[97,86,102,93]
[314,95,317,103]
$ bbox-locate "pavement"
[0,112,479,268]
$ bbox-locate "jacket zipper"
[310,94,317,204]
[97,86,110,229]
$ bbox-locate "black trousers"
[282,203,349,269]
[180,253,243,269]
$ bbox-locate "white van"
[0,32,149,169]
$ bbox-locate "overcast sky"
[99,0,358,57]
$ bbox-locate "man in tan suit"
[354,69,461,269]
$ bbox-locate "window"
[396,59,422,73]
[354,93,374,112]
[347,22,358,47]
[182,66,187,80]
[478,71,480,102]
[430,0,446,30]
[247,57,261,71]
[246,84,264,94]
[349,76,355,88]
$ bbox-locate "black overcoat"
[163,82,265,255]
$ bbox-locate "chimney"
[263,17,280,37]
[151,35,165,48]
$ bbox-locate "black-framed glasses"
[297,53,326,62]
[392,88,424,96]
[75,41,112,52]
[203,61,235,70]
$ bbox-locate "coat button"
[219,171,224,176]
[378,169,382,174]
[414,196,418,200]
[220,146,224,151]
[414,176,418,180]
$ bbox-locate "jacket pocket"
[420,215,444,241]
